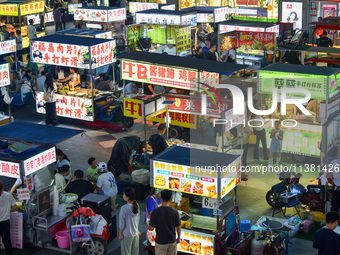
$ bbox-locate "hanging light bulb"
[167,37,174,42]
[147,26,154,31]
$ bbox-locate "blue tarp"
[0,121,84,144]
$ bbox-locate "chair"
[271,182,301,218]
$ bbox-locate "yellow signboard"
[0,4,19,16]
[176,26,191,54]
[20,0,44,16]
[124,98,197,129]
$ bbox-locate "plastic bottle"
[302,209,307,220]
[308,211,315,226]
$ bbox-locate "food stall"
[258,63,340,163]
[150,145,242,255]
[73,6,126,50]
[57,28,113,39]
[0,121,83,253]
[0,0,46,49]
[118,51,247,139]
[128,9,196,54]
[30,34,117,124]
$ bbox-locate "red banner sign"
[237,31,275,52]
[0,160,20,178]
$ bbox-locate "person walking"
[149,189,181,255]
[59,4,67,30]
[44,73,58,125]
[53,5,62,31]
[251,114,269,162]
[146,188,161,241]
[0,181,17,255]
[96,162,118,211]
[119,187,140,255]
[269,120,283,166]
[313,211,340,255]
[15,30,23,61]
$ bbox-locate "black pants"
[243,143,249,167]
[331,189,340,212]
[253,129,269,160]
[0,220,12,255]
[45,102,58,125]
[55,22,62,31]
[17,50,23,62]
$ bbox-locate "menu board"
[74,8,109,22]
[237,31,275,53]
[20,0,44,16]
[122,60,198,89]
[150,228,214,255]
[221,156,241,197]
[124,98,197,129]
[68,3,82,14]
[23,147,56,176]
[219,33,236,52]
[129,2,158,13]
[0,4,19,16]
[36,91,94,121]
[0,63,10,88]
[258,71,328,100]
[176,27,191,54]
[0,40,16,56]
[146,25,167,44]
[0,160,20,178]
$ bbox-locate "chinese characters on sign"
[23,147,56,176]
[122,60,198,89]
[0,160,20,178]
[108,8,126,22]
[259,71,328,100]
[220,32,236,52]
[0,39,16,55]
[0,63,10,88]
[36,92,94,121]
[20,0,44,16]
[214,7,258,23]
[10,212,23,249]
[90,41,115,68]
[0,4,18,16]
[129,2,158,13]
[176,27,191,54]
[17,188,30,201]
[237,31,275,53]
[27,12,54,25]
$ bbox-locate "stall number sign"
[0,63,10,88]
[17,188,30,201]
[0,40,16,55]
[259,71,328,100]
[123,98,197,129]
[153,161,219,198]
[20,0,44,16]
[202,197,218,209]
[0,160,20,178]
[23,147,56,176]
[238,31,275,53]
[36,91,94,121]
[176,27,191,54]
[27,12,54,25]
[129,2,158,13]
[0,4,18,16]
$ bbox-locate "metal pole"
[7,86,12,122]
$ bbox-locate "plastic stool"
[240,220,251,232]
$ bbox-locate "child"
[269,121,284,166]
[87,157,98,182]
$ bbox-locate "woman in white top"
[44,73,58,125]
[57,68,81,86]
[55,165,72,193]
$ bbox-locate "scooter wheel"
[85,238,107,255]
[266,189,280,208]
[122,116,134,128]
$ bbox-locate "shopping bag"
[249,134,256,145]
[71,224,91,242]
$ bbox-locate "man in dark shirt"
[53,5,62,31]
[149,124,168,157]
[313,211,340,255]
[204,44,218,61]
[96,75,111,91]
[317,31,333,47]
[64,170,96,200]
[149,190,181,255]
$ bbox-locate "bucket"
[240,220,251,232]
[56,231,70,249]
[262,220,283,234]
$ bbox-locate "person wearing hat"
[96,162,118,211]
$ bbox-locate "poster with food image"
[169,177,180,190]
[219,32,236,52]
[237,31,275,53]
[74,8,108,22]
[181,180,191,193]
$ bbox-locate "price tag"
[213,209,222,216]
[17,188,30,201]
[202,197,219,210]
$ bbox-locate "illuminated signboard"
[27,12,54,25]
[20,0,44,16]
[0,39,16,55]
[136,12,181,25]
[74,7,126,22]
[68,3,82,15]
[0,160,20,178]
[23,147,56,176]
[0,4,19,16]
[36,92,94,121]
[129,2,158,13]
[0,63,10,88]
[219,24,279,34]
[237,31,275,54]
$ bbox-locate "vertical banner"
[10,212,23,249]
[176,26,191,55]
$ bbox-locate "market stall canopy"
[219,19,279,34]
[56,29,112,39]
[135,9,197,26]
[74,6,126,22]
[278,44,340,54]
[258,63,340,100]
[0,121,84,145]
[30,34,115,69]
[118,51,247,75]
